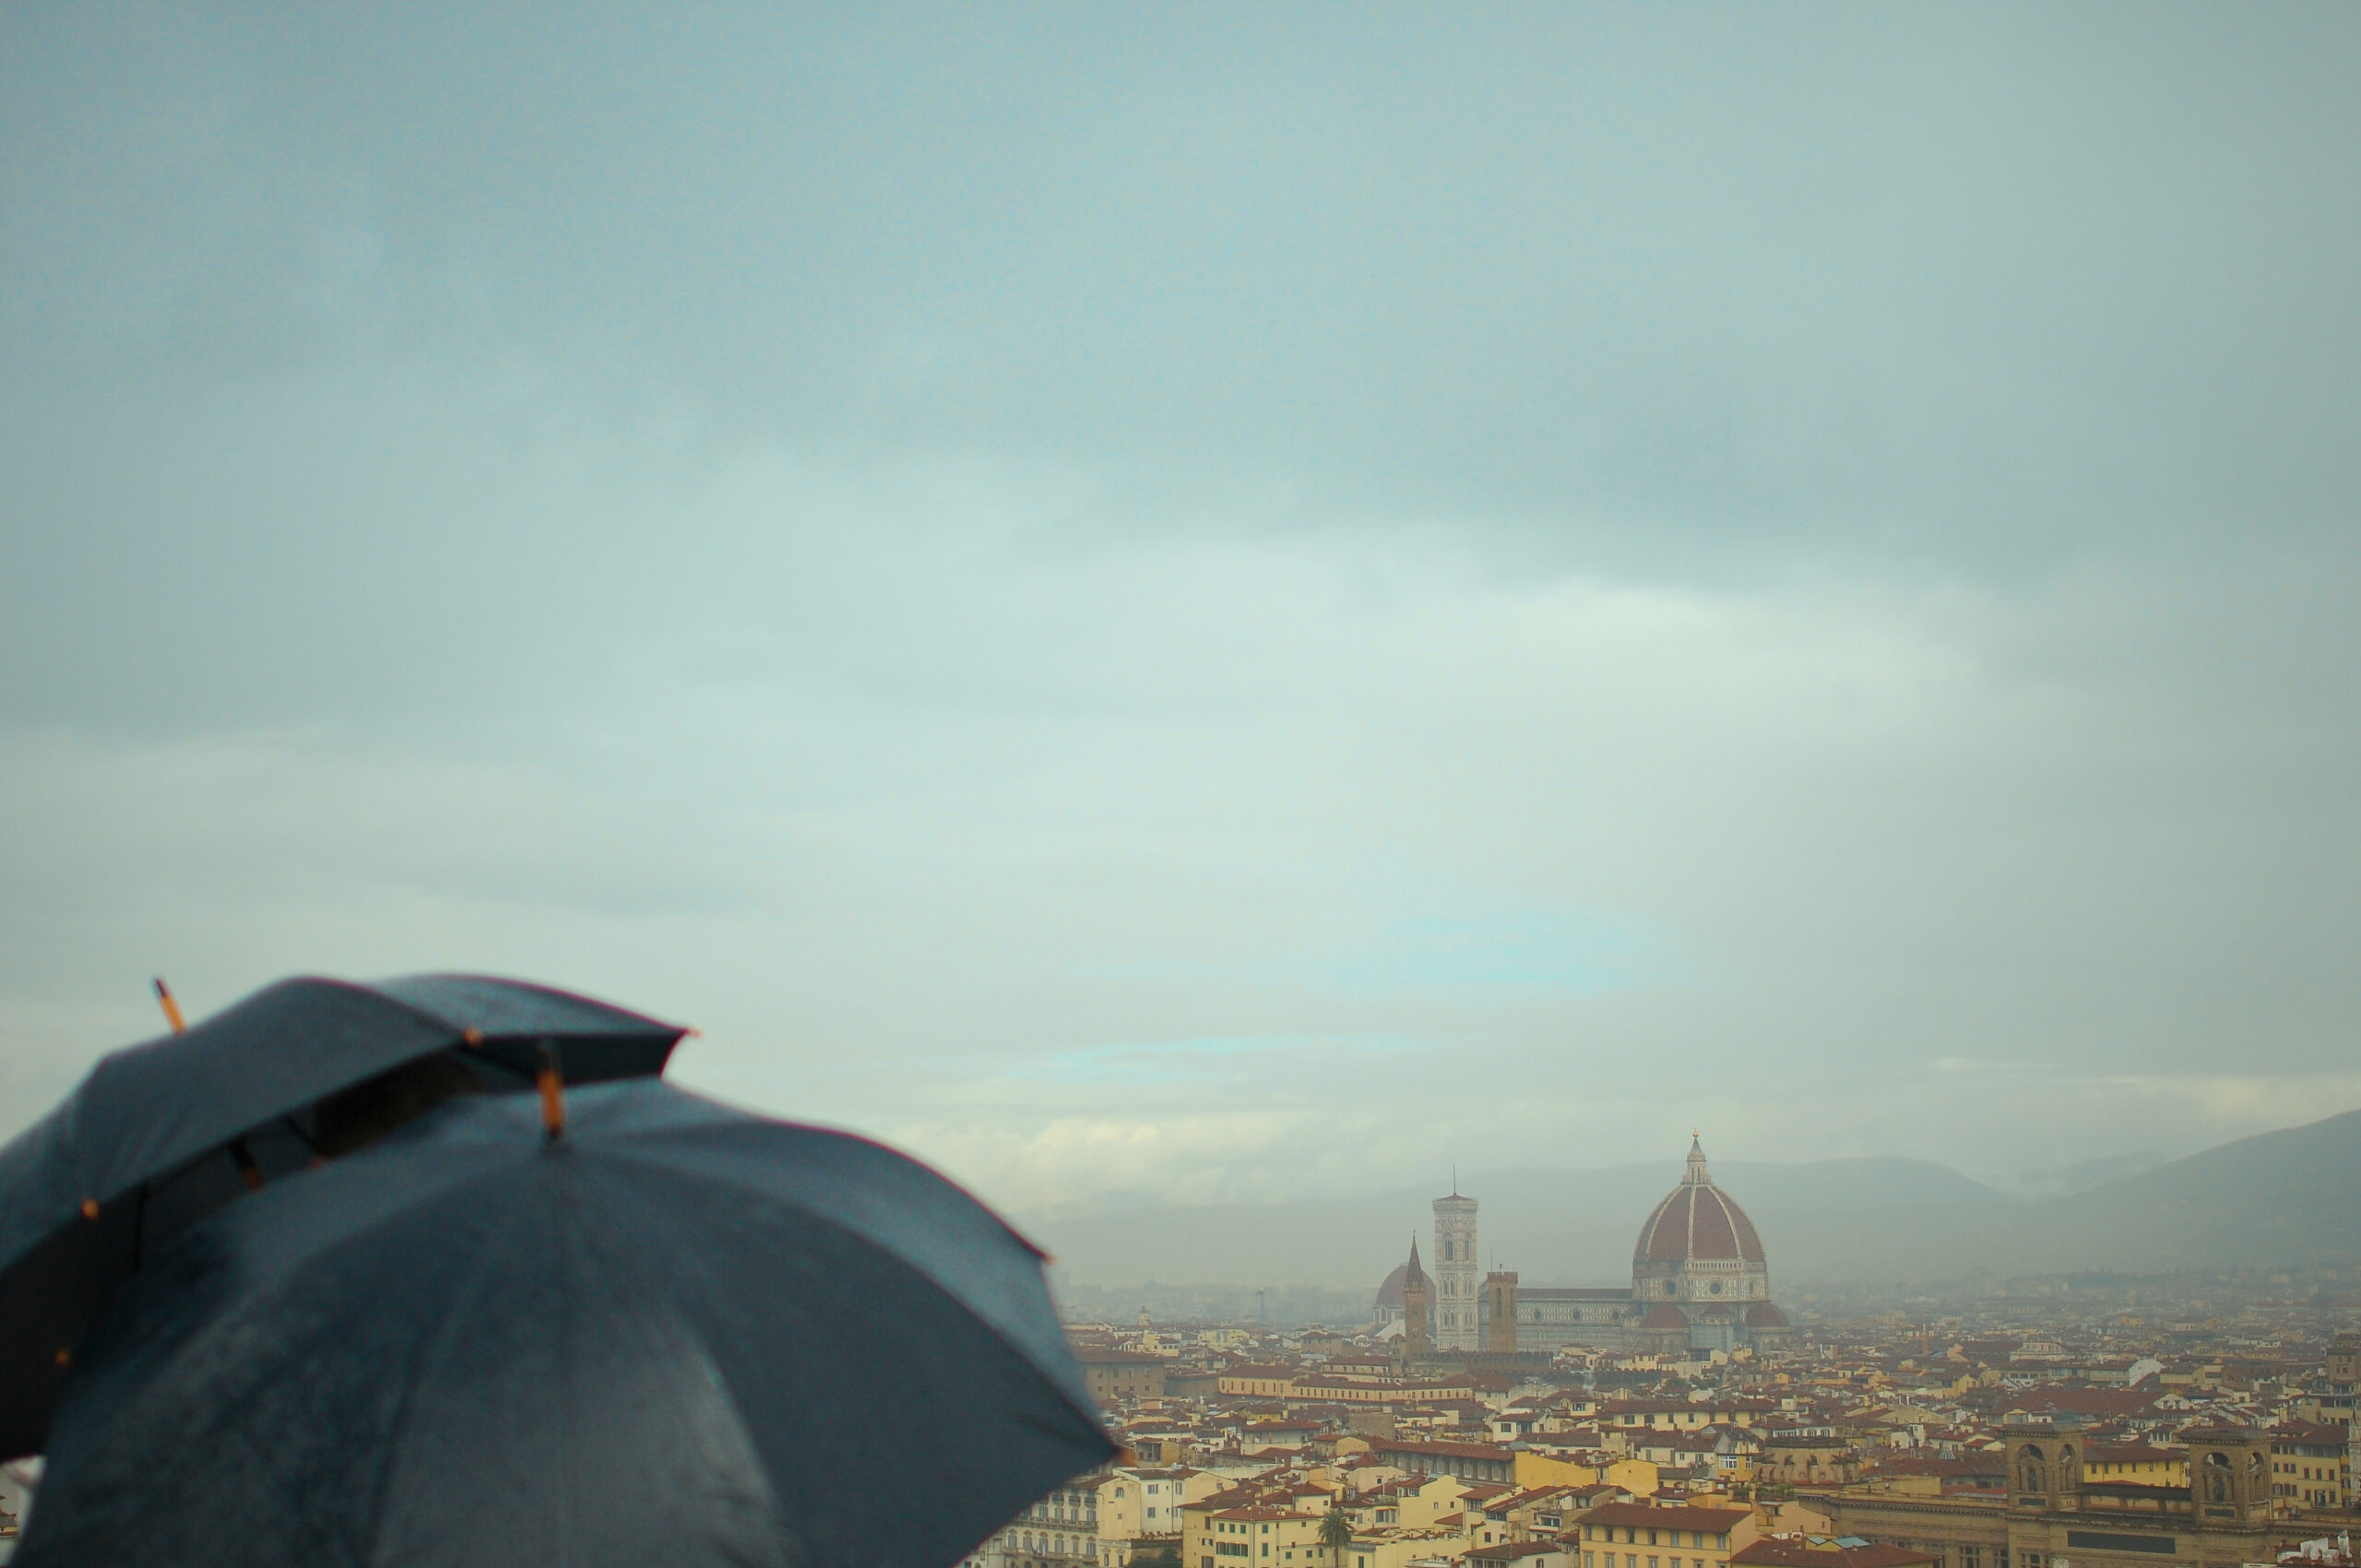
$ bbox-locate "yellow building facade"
[1188,1505,1328,1568]
[1574,1501,1757,1568]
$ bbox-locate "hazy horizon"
[5,6,2357,1218]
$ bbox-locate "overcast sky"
[4,4,2356,1218]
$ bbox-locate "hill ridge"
[1027,1107,2361,1290]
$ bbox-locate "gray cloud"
[3,3,2356,1215]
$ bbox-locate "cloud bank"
[3,4,2356,1216]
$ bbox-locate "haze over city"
[5,5,2358,1223]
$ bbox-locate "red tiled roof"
[1578,1503,1752,1532]
[2272,1420,2349,1445]
[1634,1179,1764,1263]
[1379,1438,1517,1462]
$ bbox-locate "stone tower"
[1484,1271,1521,1354]
[2329,1331,2360,1392]
[2184,1427,2273,1525]
[1400,1237,1432,1364]
[2006,1420,2085,1513]
[1433,1185,1478,1351]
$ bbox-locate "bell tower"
[1433,1185,1478,1351]
[1399,1238,1431,1365]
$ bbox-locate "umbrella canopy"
[0,974,686,1459]
[18,1080,1112,1568]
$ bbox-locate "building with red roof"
[1730,1538,1937,1568]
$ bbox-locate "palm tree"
[1319,1503,1354,1568]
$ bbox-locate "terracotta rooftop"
[1376,1438,1519,1462]
[1633,1143,1765,1264]
[1578,1502,1753,1532]
[1732,1540,1936,1568]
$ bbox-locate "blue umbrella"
[18,1078,1111,1568]
[0,974,686,1458]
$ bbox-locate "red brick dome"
[1633,1138,1765,1264]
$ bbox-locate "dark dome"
[1746,1301,1790,1327]
[1633,1139,1765,1265]
[1639,1302,1689,1329]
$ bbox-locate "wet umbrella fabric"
[18,1079,1112,1568]
[0,974,685,1459]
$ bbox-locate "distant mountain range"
[1021,1108,2361,1292]
[2010,1150,2173,1199]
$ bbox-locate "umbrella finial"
[538,1041,566,1139]
[153,977,187,1034]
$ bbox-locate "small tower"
[1683,1133,1710,1187]
[1399,1237,1432,1366]
[2006,1422,2059,1511]
[2329,1332,2360,1393]
[2005,1420,2086,1514]
[1484,1271,1521,1354]
[2184,1426,2273,1524]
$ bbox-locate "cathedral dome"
[1633,1137,1764,1265]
